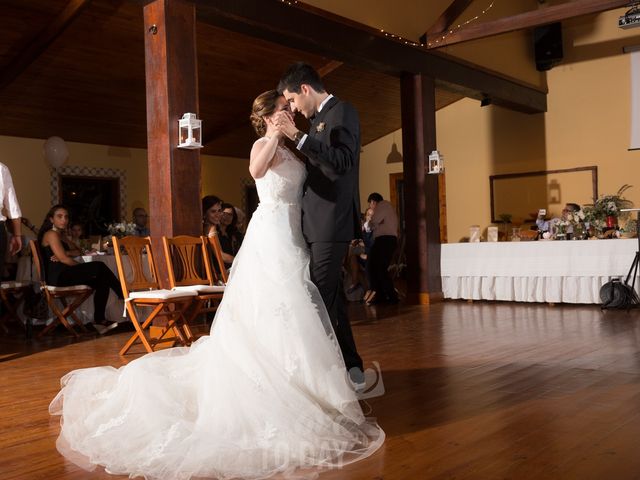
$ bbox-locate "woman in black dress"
[217,202,244,268]
[37,205,123,334]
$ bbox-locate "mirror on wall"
[490,166,598,224]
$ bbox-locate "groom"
[276,62,364,384]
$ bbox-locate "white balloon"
[43,136,69,168]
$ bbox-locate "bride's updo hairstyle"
[250,90,281,137]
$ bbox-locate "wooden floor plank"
[2,301,640,479]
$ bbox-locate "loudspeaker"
[534,22,563,71]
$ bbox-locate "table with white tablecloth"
[441,239,640,304]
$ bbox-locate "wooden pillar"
[400,73,443,304]
[143,0,201,287]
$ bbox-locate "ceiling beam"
[425,0,630,48]
[0,0,91,92]
[193,0,546,114]
[419,0,474,44]
[317,60,344,77]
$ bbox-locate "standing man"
[0,162,23,278]
[132,207,150,237]
[366,192,399,305]
[276,62,364,385]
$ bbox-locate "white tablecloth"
[441,239,640,303]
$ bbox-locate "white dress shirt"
[0,162,22,222]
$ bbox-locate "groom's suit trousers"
[309,241,363,372]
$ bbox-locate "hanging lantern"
[178,113,202,149]
[428,150,444,174]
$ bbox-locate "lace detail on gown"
[49,138,384,480]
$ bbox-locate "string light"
[280,0,495,49]
[426,1,495,47]
[379,1,495,48]
[380,29,422,48]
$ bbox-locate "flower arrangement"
[565,209,585,225]
[106,221,137,238]
[592,184,633,219]
[553,209,584,237]
[582,207,605,232]
[581,185,633,235]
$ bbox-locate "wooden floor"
[2,301,640,479]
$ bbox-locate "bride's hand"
[266,116,284,139]
[271,128,284,140]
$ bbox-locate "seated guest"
[68,221,91,252]
[217,202,244,267]
[361,207,375,258]
[346,208,375,297]
[202,195,223,238]
[38,205,123,334]
[132,207,150,237]
[234,206,247,235]
[536,203,582,235]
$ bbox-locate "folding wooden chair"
[205,232,229,285]
[28,240,93,338]
[162,235,225,325]
[0,281,31,334]
[111,235,197,356]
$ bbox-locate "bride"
[49,90,385,480]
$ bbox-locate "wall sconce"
[428,150,444,174]
[548,179,561,204]
[178,113,202,149]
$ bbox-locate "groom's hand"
[274,111,298,140]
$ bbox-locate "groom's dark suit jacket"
[299,96,361,243]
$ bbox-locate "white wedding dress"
[49,139,384,480]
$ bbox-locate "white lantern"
[428,150,444,174]
[178,113,202,149]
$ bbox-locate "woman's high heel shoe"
[364,291,377,305]
[93,321,118,335]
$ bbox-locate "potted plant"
[587,184,633,232]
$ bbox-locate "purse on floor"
[599,278,639,309]
[22,286,50,320]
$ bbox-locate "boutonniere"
[315,122,326,133]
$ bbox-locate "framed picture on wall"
[59,175,121,236]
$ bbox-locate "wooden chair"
[0,281,31,334]
[162,235,225,325]
[205,232,229,285]
[28,240,93,338]
[111,235,197,355]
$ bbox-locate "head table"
[441,238,639,304]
